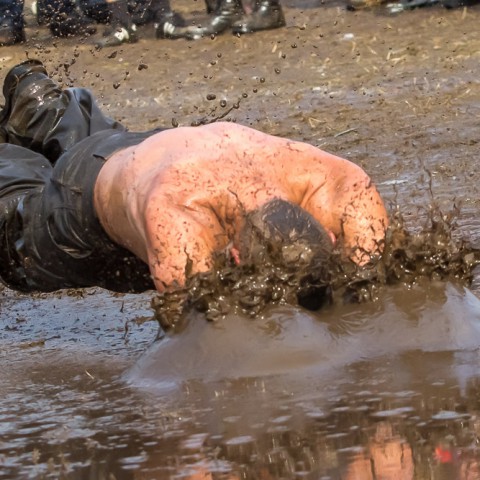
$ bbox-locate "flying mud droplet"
[152,203,480,330]
[138,63,148,71]
[275,68,281,74]
[206,94,216,101]
[108,51,118,59]
[113,82,121,89]
[172,118,179,127]
[220,100,227,108]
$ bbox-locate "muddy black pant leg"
[0,0,24,27]
[0,144,52,290]
[14,131,153,293]
[5,72,125,164]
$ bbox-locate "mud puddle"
[3,283,480,478]
[2,0,480,477]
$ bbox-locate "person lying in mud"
[0,59,388,294]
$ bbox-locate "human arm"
[141,197,221,292]
[280,141,389,265]
[313,160,388,265]
[328,166,388,264]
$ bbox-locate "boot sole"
[0,60,47,133]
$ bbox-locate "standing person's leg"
[182,0,244,40]
[0,144,52,290]
[35,0,97,37]
[0,0,25,45]
[0,60,125,164]
[96,0,137,47]
[231,0,285,34]
[78,0,112,23]
[151,0,186,39]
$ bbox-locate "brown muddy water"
[2,0,480,478]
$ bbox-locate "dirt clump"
[152,201,480,331]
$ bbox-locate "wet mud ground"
[2,0,480,478]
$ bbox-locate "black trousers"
[0,73,158,292]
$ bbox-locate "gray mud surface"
[2,1,480,478]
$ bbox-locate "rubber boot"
[0,60,124,163]
[0,17,25,45]
[185,0,244,40]
[0,0,26,45]
[150,0,187,39]
[40,0,97,37]
[231,0,285,34]
[78,0,112,24]
[205,0,219,13]
[96,0,137,47]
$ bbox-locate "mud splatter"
[152,203,480,332]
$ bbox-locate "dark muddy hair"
[152,199,480,331]
[239,199,334,310]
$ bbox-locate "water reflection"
[3,283,480,478]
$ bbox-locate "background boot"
[39,0,97,37]
[232,0,285,34]
[185,0,244,40]
[0,17,25,45]
[96,0,137,47]
[0,0,25,46]
[205,0,220,13]
[155,12,187,39]
[150,0,187,39]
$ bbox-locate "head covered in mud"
[237,198,335,310]
[152,199,480,331]
[152,198,336,330]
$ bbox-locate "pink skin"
[94,122,388,293]
[230,246,241,266]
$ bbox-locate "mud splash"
[152,203,480,331]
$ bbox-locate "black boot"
[49,13,97,37]
[40,0,97,37]
[96,0,138,47]
[231,0,285,34]
[149,0,187,39]
[155,12,187,39]
[0,60,48,138]
[205,0,219,13]
[0,17,25,46]
[0,60,123,162]
[184,0,244,40]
